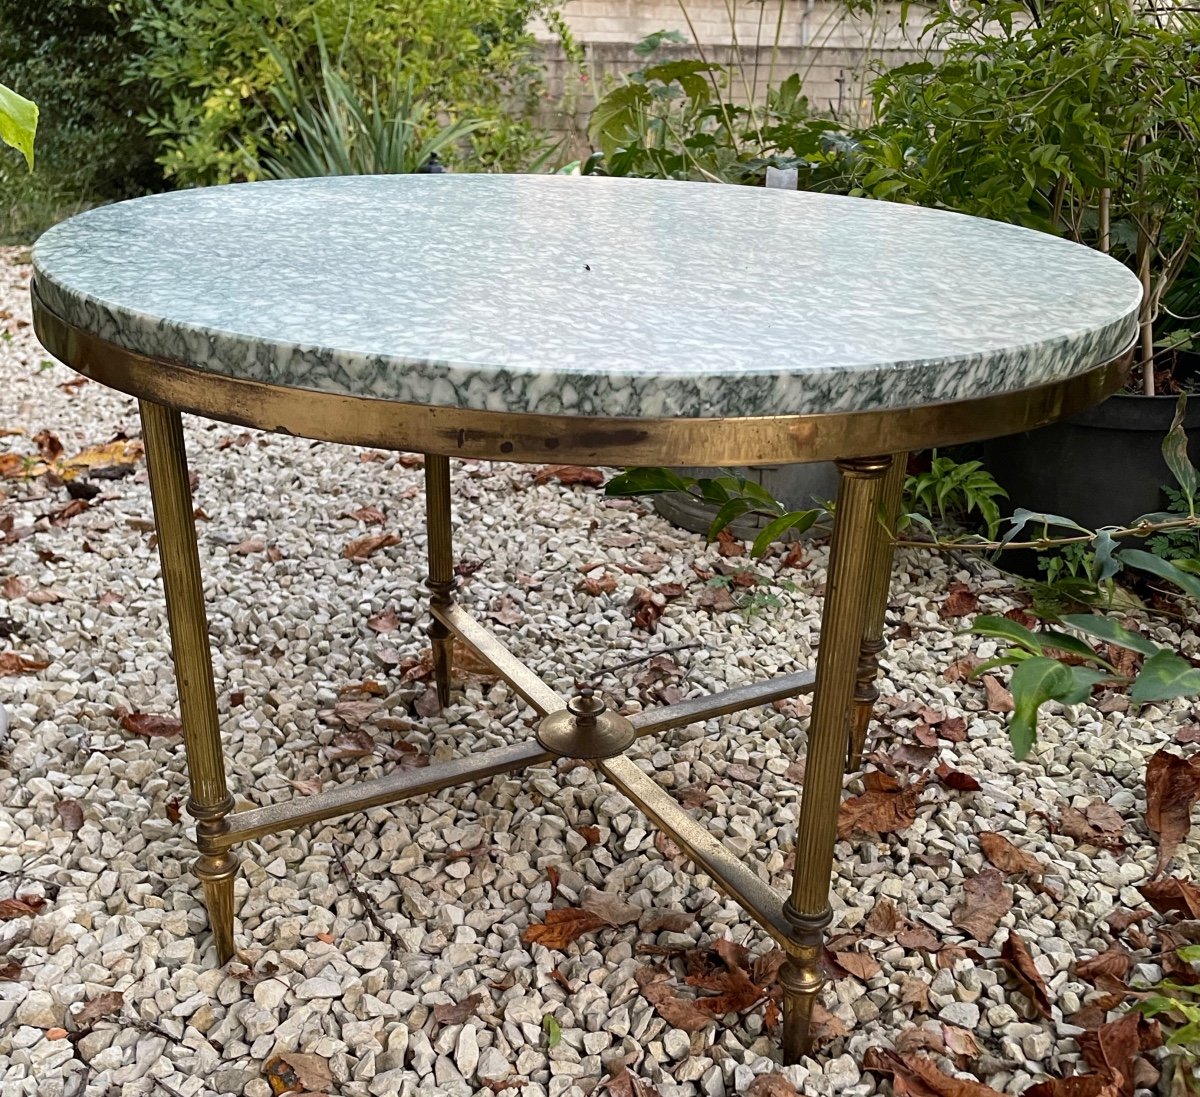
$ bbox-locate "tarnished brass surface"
[598,756,793,949]
[628,668,815,735]
[432,604,566,716]
[425,454,456,709]
[139,400,238,963]
[536,688,637,759]
[782,455,893,1062]
[846,453,910,772]
[34,285,1132,468]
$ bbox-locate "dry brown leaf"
[832,950,883,981]
[627,586,668,631]
[686,964,764,1016]
[1,576,25,599]
[232,535,268,555]
[980,831,1045,879]
[942,1025,981,1061]
[288,776,324,797]
[0,959,22,980]
[635,965,715,1033]
[936,763,982,792]
[56,799,84,833]
[1077,1012,1160,1097]
[34,429,63,462]
[327,729,375,761]
[897,925,941,951]
[26,586,67,604]
[579,573,618,596]
[0,897,43,920]
[1001,930,1052,1017]
[893,1026,946,1056]
[863,1047,1006,1097]
[72,990,124,1026]
[0,652,49,676]
[119,712,182,738]
[939,583,980,619]
[606,1066,666,1097]
[866,897,908,937]
[746,1075,801,1097]
[343,532,401,561]
[533,465,604,487]
[274,1051,334,1093]
[1075,946,1133,984]
[982,674,1014,713]
[432,993,483,1026]
[952,869,1013,944]
[696,584,738,613]
[838,774,927,839]
[1145,749,1200,875]
[367,607,400,633]
[522,907,609,949]
[346,505,385,525]
[1023,1076,1122,1097]
[716,529,745,557]
[576,825,601,845]
[1058,803,1127,851]
[639,909,695,933]
[1139,877,1200,918]
[898,974,932,1011]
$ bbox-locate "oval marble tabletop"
[32,174,1141,420]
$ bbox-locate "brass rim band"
[32,281,1133,466]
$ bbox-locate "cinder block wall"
[530,1,928,158]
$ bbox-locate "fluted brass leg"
[424,454,455,709]
[782,454,893,1063]
[846,453,908,773]
[139,400,237,964]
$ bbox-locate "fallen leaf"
[549,967,574,993]
[165,798,182,823]
[579,573,618,596]
[580,888,642,927]
[942,1025,981,1060]
[640,909,694,933]
[654,830,682,860]
[119,712,182,737]
[863,1046,1006,1097]
[1023,1076,1122,1097]
[898,974,931,1011]
[746,1075,801,1097]
[696,584,738,613]
[944,656,983,683]
[936,763,982,792]
[327,730,375,760]
[838,774,927,839]
[26,587,66,605]
[56,799,84,833]
[635,965,716,1032]
[288,777,324,797]
[72,990,124,1026]
[367,607,400,633]
[866,897,908,937]
[489,596,523,626]
[1139,877,1200,918]
[982,674,1014,713]
[1000,930,1052,1017]
[433,993,483,1026]
[952,869,1013,943]
[546,865,560,900]
[607,1066,666,1097]
[232,535,268,555]
[0,652,49,676]
[896,926,941,951]
[0,959,22,980]
[343,532,401,561]
[33,429,63,462]
[1,576,25,599]
[1106,909,1151,934]
[980,831,1045,879]
[0,897,43,919]
[1077,1011,1158,1097]
[1075,946,1133,984]
[939,583,979,619]
[893,1026,946,1055]
[522,907,610,949]
[1058,802,1127,851]
[346,505,385,525]
[576,825,601,845]
[833,950,883,981]
[1145,749,1200,875]
[534,465,604,487]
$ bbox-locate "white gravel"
[1,245,1197,1097]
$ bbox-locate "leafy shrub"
[121,0,571,185]
[0,0,164,240]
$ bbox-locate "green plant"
[1138,946,1200,1088]
[246,30,490,179]
[853,0,1200,394]
[121,0,571,185]
[0,0,163,241]
[0,83,37,170]
[903,453,1008,539]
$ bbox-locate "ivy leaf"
[1130,649,1200,703]
[999,508,1091,549]
[1061,614,1160,657]
[1119,548,1200,601]
[604,467,694,497]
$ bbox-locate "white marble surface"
[32,174,1141,419]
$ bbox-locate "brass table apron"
[33,288,1134,1063]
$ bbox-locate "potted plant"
[852,0,1200,528]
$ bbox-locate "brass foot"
[537,685,636,759]
[430,623,453,709]
[197,850,238,964]
[780,901,831,1063]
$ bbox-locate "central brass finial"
[536,681,637,759]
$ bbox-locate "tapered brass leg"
[139,400,237,964]
[782,454,893,1063]
[424,454,455,709]
[846,453,909,773]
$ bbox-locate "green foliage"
[0,0,164,241]
[121,0,570,185]
[904,453,1008,539]
[1137,952,1200,1083]
[0,83,37,170]
[852,0,1200,360]
[584,40,851,187]
[246,31,491,179]
[1147,487,1200,570]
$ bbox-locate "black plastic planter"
[980,391,1200,532]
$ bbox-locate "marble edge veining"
[31,175,1143,420]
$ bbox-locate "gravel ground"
[1,244,1198,1097]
